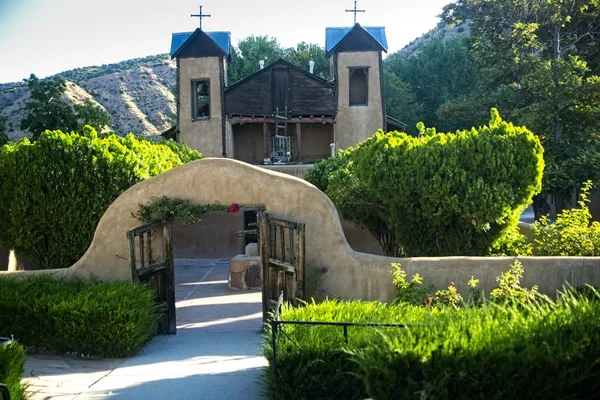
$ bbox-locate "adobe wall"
[2,158,600,300]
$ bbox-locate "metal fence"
[269,292,410,378]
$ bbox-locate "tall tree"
[74,99,111,134]
[228,36,287,83]
[382,70,423,134]
[442,0,600,215]
[21,74,78,139]
[285,42,330,80]
[384,35,478,131]
[228,36,330,83]
[21,74,110,139]
[0,116,7,146]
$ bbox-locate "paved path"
[23,260,267,400]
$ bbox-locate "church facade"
[170,23,404,164]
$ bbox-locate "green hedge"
[0,276,157,357]
[264,301,429,400]
[323,109,544,257]
[266,291,600,399]
[0,128,202,270]
[0,340,26,400]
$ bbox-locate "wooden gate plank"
[164,223,176,335]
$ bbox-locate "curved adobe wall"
[63,157,395,300]
[3,158,600,300]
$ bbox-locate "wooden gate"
[258,211,306,321]
[127,221,176,334]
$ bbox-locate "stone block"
[229,255,261,290]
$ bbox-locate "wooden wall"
[225,62,336,117]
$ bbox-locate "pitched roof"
[226,58,333,90]
[325,24,387,54]
[170,30,231,57]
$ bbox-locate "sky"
[0,0,453,84]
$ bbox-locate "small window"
[349,67,368,106]
[192,79,210,120]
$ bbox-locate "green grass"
[265,289,600,399]
[0,340,26,400]
[0,275,157,358]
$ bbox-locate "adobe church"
[169,17,404,165]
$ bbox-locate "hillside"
[397,20,470,57]
[0,54,176,140]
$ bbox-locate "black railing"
[269,292,410,378]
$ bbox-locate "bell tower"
[171,28,231,157]
[326,24,387,151]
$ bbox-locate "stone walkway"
[22,260,267,400]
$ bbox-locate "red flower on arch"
[229,203,239,213]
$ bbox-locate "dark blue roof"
[170,31,231,57]
[325,26,387,53]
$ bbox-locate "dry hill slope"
[0,54,176,140]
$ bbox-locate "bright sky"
[0,0,453,84]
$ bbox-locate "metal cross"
[191,5,211,30]
[345,0,365,24]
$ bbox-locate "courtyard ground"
[22,259,267,400]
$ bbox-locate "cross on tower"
[191,5,211,30]
[345,0,365,24]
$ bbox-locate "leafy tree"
[383,35,478,131]
[73,99,110,133]
[0,116,7,146]
[284,42,330,79]
[306,150,404,257]
[20,74,111,139]
[228,36,330,83]
[382,70,423,135]
[442,0,600,215]
[0,128,202,270]
[228,36,287,83]
[21,74,78,139]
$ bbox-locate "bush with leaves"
[489,260,539,305]
[351,109,544,256]
[306,149,404,257]
[434,281,463,309]
[391,263,434,306]
[134,196,229,225]
[0,128,202,270]
[531,181,600,256]
[0,339,26,400]
[0,275,156,357]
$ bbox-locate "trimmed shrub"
[0,128,202,270]
[0,340,26,400]
[0,275,157,357]
[306,149,404,257]
[350,109,544,256]
[267,290,600,400]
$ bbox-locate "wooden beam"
[229,116,335,125]
[296,122,302,162]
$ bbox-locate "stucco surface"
[178,57,224,157]
[335,51,384,150]
[3,159,600,301]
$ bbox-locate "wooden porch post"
[296,123,302,163]
[263,123,270,159]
